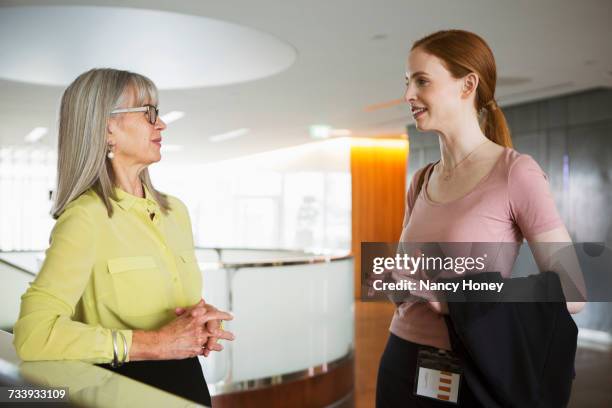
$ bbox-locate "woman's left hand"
[175,299,230,357]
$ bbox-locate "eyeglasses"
[110,104,159,125]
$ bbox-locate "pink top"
[389,147,564,350]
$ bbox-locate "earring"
[107,144,115,160]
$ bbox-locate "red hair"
[412,30,512,148]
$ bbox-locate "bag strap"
[415,162,434,198]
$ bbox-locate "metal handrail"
[194,247,351,267]
[0,248,352,275]
[0,257,36,277]
[217,254,352,269]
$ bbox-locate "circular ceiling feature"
[0,6,297,89]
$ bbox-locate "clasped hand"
[156,298,234,359]
[174,299,233,357]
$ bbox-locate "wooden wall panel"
[351,138,408,298]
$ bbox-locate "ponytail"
[481,100,513,148]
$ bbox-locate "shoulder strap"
[415,162,434,198]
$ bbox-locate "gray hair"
[52,68,170,219]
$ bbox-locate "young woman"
[376,29,584,407]
[13,68,234,405]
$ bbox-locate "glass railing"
[0,248,354,396]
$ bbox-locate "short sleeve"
[508,155,564,240]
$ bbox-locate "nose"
[404,82,417,104]
[156,117,167,131]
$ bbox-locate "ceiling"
[0,6,297,89]
[0,0,611,164]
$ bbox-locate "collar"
[113,184,159,213]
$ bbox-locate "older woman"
[13,68,234,406]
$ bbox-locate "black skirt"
[97,357,211,406]
[376,333,482,408]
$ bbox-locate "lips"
[152,138,162,147]
[411,106,428,119]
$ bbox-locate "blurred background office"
[0,1,610,407]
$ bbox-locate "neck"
[436,116,489,168]
[111,159,146,198]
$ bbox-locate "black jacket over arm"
[440,271,578,408]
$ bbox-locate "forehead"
[406,48,450,78]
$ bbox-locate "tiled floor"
[353,301,612,407]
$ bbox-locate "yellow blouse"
[13,186,203,364]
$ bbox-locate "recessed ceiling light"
[160,144,184,152]
[160,111,185,124]
[309,125,352,139]
[309,125,332,139]
[208,128,250,143]
[24,127,47,143]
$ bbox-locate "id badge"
[414,346,462,404]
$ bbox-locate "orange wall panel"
[351,138,408,298]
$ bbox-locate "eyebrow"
[405,71,429,80]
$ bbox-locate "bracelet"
[118,331,128,365]
[111,330,119,368]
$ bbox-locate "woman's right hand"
[130,305,234,361]
[174,299,235,357]
[156,304,234,360]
